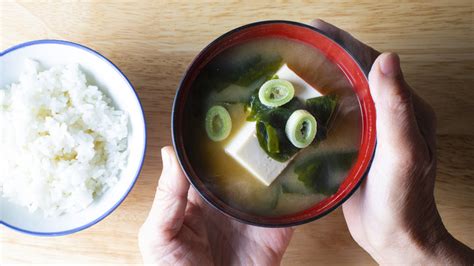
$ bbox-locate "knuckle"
[155,185,181,203]
[387,85,413,113]
[155,186,172,201]
[396,151,417,172]
[392,141,431,175]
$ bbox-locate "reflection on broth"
[184,38,361,216]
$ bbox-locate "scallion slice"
[285,110,317,148]
[205,105,232,141]
[258,79,295,107]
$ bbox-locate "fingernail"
[379,53,401,78]
[161,147,171,170]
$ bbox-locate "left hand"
[138,146,294,265]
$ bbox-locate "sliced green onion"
[285,110,317,148]
[205,105,232,141]
[258,79,295,107]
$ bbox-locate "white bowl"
[0,40,147,236]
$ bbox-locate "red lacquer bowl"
[172,20,376,227]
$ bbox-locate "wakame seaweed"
[247,91,303,122]
[294,151,358,195]
[248,90,338,162]
[255,114,300,162]
[251,92,302,162]
[191,54,283,118]
[306,95,338,141]
[197,55,283,93]
[233,55,283,87]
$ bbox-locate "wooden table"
[1,1,472,264]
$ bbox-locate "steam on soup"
[183,38,361,216]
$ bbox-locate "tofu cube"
[225,122,288,186]
[224,64,322,186]
[276,64,321,100]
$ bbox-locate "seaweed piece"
[193,68,231,95]
[204,54,283,92]
[248,89,339,162]
[255,123,299,162]
[226,60,340,163]
[294,151,358,195]
[254,103,301,162]
[281,175,314,195]
[247,90,303,121]
[246,90,272,121]
[207,84,255,106]
[256,122,279,154]
[306,95,338,141]
[191,54,283,115]
[233,55,283,87]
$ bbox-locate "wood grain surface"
[1,1,473,265]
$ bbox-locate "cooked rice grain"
[0,60,128,217]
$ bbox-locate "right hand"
[311,19,473,264]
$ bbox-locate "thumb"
[142,146,190,241]
[369,52,425,161]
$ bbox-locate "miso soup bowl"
[172,20,376,227]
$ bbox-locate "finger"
[310,19,347,41]
[310,19,380,74]
[143,146,190,241]
[188,186,203,206]
[368,53,427,163]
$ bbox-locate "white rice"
[0,59,129,217]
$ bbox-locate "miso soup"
[183,38,361,216]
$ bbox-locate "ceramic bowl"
[173,20,376,227]
[0,40,147,236]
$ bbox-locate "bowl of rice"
[0,40,146,236]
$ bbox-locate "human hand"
[311,20,473,264]
[138,146,294,266]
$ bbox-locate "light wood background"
[1,1,472,264]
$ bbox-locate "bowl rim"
[0,39,147,236]
[172,20,376,227]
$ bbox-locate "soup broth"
[184,38,361,217]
